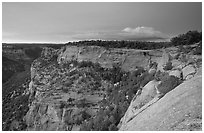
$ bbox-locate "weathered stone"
[119,75,202,131]
[182,65,196,80]
[169,69,182,79]
[157,49,171,72]
[185,75,194,80]
[25,52,108,130]
[40,115,49,125]
[41,47,58,59]
[148,68,156,74]
[118,80,160,128]
[171,59,182,68]
[39,105,48,115]
[57,46,151,71]
[132,80,159,109]
[24,45,201,131]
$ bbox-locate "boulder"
[169,69,182,79]
[118,80,160,128]
[119,75,202,131]
[194,67,202,77]
[182,65,196,80]
[148,68,157,75]
[132,80,160,109]
[157,49,171,72]
[185,75,194,80]
[171,59,182,68]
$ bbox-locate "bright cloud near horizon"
[121,26,169,40]
[2,2,202,43]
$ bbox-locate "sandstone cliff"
[118,45,202,131]
[24,46,162,130]
[119,75,202,131]
[24,44,202,131]
[25,52,106,130]
[57,45,163,71]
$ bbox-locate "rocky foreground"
[6,42,201,131]
[119,74,202,131]
[118,44,202,130]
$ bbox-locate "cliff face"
[118,46,202,131]
[24,47,111,130]
[57,46,162,71]
[25,46,162,131]
[24,44,202,131]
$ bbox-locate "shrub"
[62,87,69,93]
[64,80,73,87]
[193,42,202,55]
[77,99,87,108]
[108,124,118,131]
[78,61,94,68]
[132,67,145,76]
[155,70,170,81]
[59,101,66,109]
[2,56,25,83]
[140,72,155,88]
[194,47,202,55]
[171,30,202,46]
[195,58,202,68]
[163,61,173,71]
[74,110,91,125]
[179,54,188,64]
[173,53,180,59]
[157,75,180,94]
[149,61,158,69]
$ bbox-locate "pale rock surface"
[118,80,160,128]
[171,59,183,68]
[24,45,201,131]
[148,68,157,74]
[182,65,196,80]
[57,46,159,71]
[24,47,108,130]
[157,49,171,72]
[119,75,202,131]
[169,69,182,79]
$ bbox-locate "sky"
[2,2,202,43]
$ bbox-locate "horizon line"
[2,39,170,44]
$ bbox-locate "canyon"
[2,41,202,131]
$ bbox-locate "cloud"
[120,26,169,41]
[122,27,159,34]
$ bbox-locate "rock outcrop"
[24,44,202,131]
[157,49,172,72]
[182,65,196,80]
[118,45,202,131]
[57,46,161,71]
[169,69,182,79]
[119,75,202,131]
[118,80,160,128]
[24,47,109,130]
[24,46,164,130]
